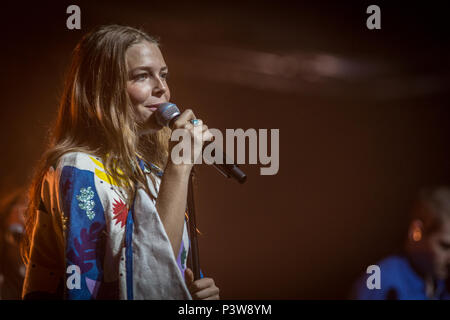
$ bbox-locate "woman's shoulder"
[55,152,129,192]
[56,151,103,172]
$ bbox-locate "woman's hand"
[185,268,220,300]
[168,109,213,173]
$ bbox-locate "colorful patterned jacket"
[22,151,192,299]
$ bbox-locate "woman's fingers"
[184,268,194,287]
[180,118,213,144]
[168,109,214,165]
[204,293,220,300]
[173,109,196,129]
[183,119,203,130]
[188,277,220,300]
[191,286,220,300]
[202,128,214,142]
[171,108,213,142]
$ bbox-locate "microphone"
[155,102,247,184]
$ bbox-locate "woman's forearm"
[155,162,191,258]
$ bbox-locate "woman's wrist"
[164,161,192,178]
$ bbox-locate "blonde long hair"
[22,25,171,262]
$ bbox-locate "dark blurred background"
[0,0,449,299]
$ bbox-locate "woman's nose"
[152,77,167,96]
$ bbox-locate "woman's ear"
[409,219,424,243]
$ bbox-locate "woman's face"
[126,40,171,134]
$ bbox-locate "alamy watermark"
[170,128,279,175]
[66,5,81,30]
[366,5,381,30]
[366,264,381,290]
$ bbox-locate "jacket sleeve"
[22,166,65,299]
[130,181,192,299]
[23,162,109,300]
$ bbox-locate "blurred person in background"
[351,186,450,300]
[0,187,27,299]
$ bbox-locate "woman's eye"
[160,72,169,80]
[134,73,148,81]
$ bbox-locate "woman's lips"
[145,104,161,112]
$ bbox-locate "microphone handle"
[205,142,247,184]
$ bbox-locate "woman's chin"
[137,115,165,135]
[139,125,164,136]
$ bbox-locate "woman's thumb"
[185,268,194,287]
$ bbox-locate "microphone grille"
[155,102,180,127]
